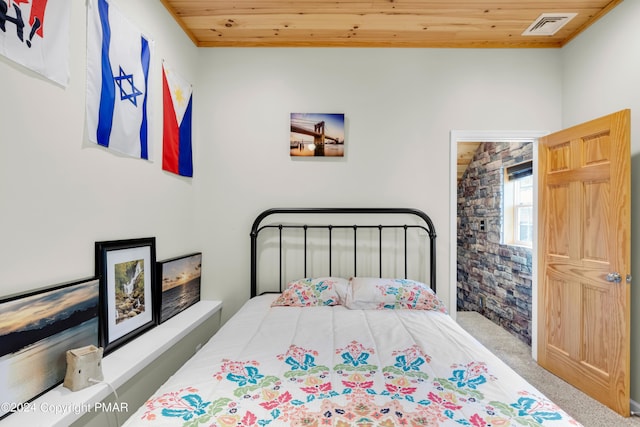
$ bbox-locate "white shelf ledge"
[1,300,222,427]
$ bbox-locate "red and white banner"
[0,0,71,86]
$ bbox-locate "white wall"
[0,1,199,293]
[561,0,640,405]
[194,48,563,320]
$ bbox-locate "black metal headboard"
[250,208,437,298]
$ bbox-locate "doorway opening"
[449,130,546,357]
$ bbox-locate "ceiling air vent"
[522,13,578,36]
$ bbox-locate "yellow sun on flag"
[173,86,185,107]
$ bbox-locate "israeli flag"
[86,0,152,159]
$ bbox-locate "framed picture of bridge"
[95,237,156,354]
[290,113,345,157]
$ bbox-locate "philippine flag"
[162,62,193,177]
[86,0,152,159]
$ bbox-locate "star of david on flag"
[115,66,144,106]
[86,0,153,159]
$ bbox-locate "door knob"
[606,272,622,283]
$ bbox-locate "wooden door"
[537,109,631,416]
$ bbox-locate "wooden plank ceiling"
[457,142,481,183]
[160,0,622,48]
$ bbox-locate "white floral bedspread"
[123,295,581,427]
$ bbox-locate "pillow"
[346,277,448,313]
[271,277,348,307]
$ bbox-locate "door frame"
[449,130,548,358]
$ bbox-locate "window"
[503,161,533,247]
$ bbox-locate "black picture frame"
[156,252,202,324]
[0,277,100,419]
[95,237,156,354]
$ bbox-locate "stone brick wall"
[457,141,533,345]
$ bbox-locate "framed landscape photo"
[290,113,345,157]
[156,252,202,323]
[0,277,99,419]
[95,237,156,354]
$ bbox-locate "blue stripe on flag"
[96,0,114,147]
[139,36,150,160]
[178,95,193,177]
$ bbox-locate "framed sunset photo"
[0,277,99,419]
[156,252,202,323]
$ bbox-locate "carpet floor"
[456,311,640,427]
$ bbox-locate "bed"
[122,208,581,427]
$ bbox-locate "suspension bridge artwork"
[290,113,345,157]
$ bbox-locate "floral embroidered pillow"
[271,277,348,307]
[346,277,448,313]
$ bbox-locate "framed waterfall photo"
[95,237,156,354]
